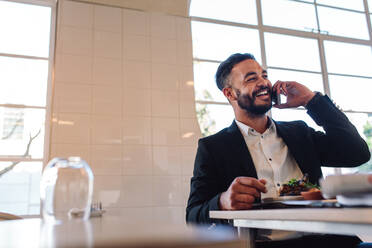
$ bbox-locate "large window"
[0,0,55,215]
[190,0,372,173]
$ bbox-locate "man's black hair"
[215,53,256,91]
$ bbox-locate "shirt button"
[261,136,264,138]
[269,158,272,161]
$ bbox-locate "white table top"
[0,217,245,248]
[210,208,372,224]
[210,208,372,240]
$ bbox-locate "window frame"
[190,0,372,174]
[0,0,57,216]
[190,0,372,120]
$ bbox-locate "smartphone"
[271,90,281,105]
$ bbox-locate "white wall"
[50,0,200,224]
[78,0,190,17]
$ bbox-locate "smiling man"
[186,53,370,248]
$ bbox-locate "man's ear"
[222,87,236,102]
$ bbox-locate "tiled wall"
[50,0,199,224]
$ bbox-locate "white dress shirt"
[235,118,306,241]
[235,118,303,199]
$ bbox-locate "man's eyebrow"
[244,70,268,79]
[244,72,257,79]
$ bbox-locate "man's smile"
[253,88,271,101]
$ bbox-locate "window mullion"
[256,0,267,68]
[1,0,56,8]
[191,16,258,29]
[328,73,372,80]
[0,53,48,61]
[194,58,222,64]
[0,104,46,110]
[0,157,43,162]
[44,0,57,166]
[317,37,331,97]
[267,66,321,74]
[343,110,372,115]
[315,0,331,97]
[314,0,321,33]
[262,25,319,39]
[257,0,271,117]
[195,100,229,106]
[363,0,372,43]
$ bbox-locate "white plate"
[262,195,304,203]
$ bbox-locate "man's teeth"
[256,91,268,96]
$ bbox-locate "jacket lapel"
[226,121,258,179]
[275,121,316,181]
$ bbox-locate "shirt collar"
[235,117,276,137]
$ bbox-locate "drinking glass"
[40,157,94,223]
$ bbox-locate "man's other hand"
[272,81,315,109]
[219,177,267,210]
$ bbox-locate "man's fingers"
[236,177,267,193]
[259,178,267,185]
[232,202,253,210]
[235,193,256,204]
[274,103,291,109]
[231,183,261,198]
[273,81,287,95]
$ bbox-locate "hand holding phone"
[273,81,315,108]
[271,90,281,105]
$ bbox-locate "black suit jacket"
[186,94,371,224]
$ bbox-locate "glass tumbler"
[40,157,94,223]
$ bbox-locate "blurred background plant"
[358,115,372,172]
[0,127,40,178]
[196,89,216,137]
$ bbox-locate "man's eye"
[246,77,256,82]
[263,75,268,79]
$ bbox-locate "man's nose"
[256,76,269,87]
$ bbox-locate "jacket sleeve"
[306,93,371,166]
[186,138,228,225]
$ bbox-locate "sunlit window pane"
[192,21,261,62]
[271,108,321,131]
[268,69,324,93]
[317,0,365,11]
[345,113,372,173]
[196,103,234,136]
[328,75,372,112]
[0,1,51,57]
[0,56,48,107]
[0,107,45,159]
[262,0,317,32]
[369,0,372,12]
[318,7,369,39]
[319,111,372,176]
[346,113,372,141]
[265,33,320,72]
[324,41,372,77]
[194,61,228,103]
[190,0,257,25]
[0,161,42,215]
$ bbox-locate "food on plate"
[279,174,320,196]
[301,188,323,200]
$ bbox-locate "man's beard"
[235,87,272,116]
